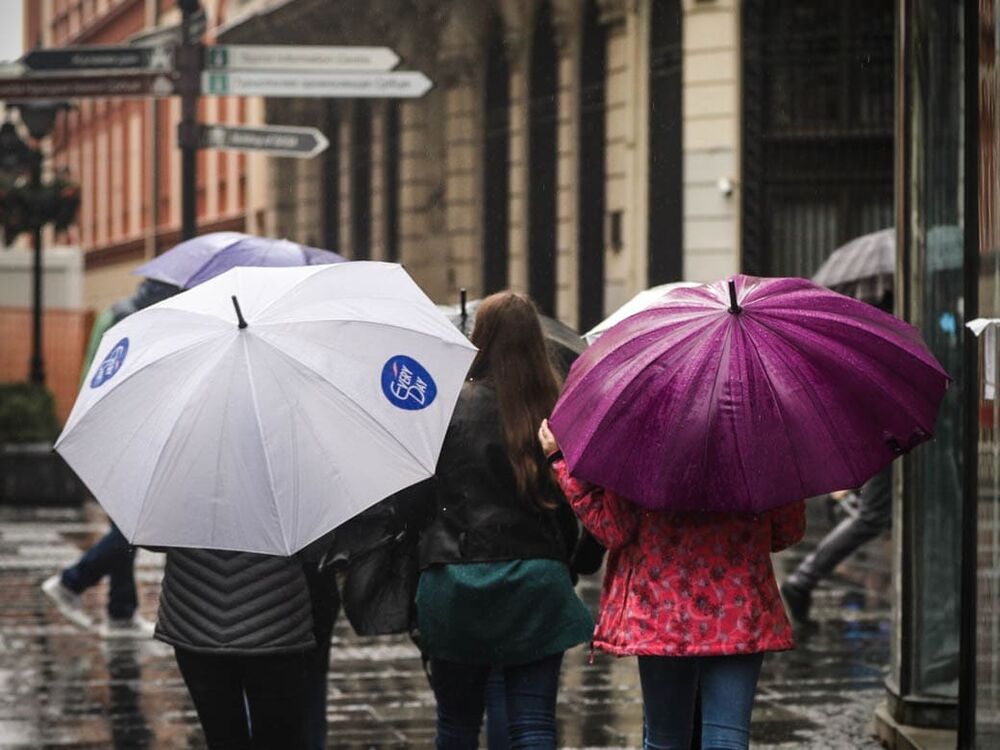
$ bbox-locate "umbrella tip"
[460,288,467,319]
[231,295,249,329]
[727,279,741,314]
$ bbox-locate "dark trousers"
[430,653,564,750]
[786,466,892,593]
[60,523,137,619]
[175,648,312,750]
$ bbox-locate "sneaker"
[780,582,813,624]
[97,614,156,639]
[41,574,93,629]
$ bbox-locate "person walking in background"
[538,420,805,750]
[780,465,891,623]
[416,292,594,750]
[41,279,178,637]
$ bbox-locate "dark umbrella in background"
[438,289,587,375]
[812,226,961,302]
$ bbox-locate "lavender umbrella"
[549,275,950,513]
[134,232,346,289]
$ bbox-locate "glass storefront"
[897,0,966,709]
[894,0,1000,744]
[975,1,1000,745]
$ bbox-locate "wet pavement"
[0,500,891,749]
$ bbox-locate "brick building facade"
[25,0,258,312]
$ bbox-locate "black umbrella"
[438,289,587,375]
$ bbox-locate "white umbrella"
[584,282,699,343]
[55,262,477,555]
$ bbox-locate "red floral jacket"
[553,459,806,657]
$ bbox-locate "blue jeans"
[638,653,764,750]
[60,523,137,619]
[429,653,563,750]
[485,668,509,750]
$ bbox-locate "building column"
[552,1,581,328]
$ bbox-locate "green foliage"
[0,383,60,443]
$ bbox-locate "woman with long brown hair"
[416,291,593,749]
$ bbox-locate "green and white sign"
[204,45,400,73]
[201,70,432,99]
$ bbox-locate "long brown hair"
[469,292,562,507]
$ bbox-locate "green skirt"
[415,559,594,667]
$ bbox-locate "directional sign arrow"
[0,73,176,100]
[201,70,433,99]
[22,45,174,72]
[198,123,329,158]
[205,45,400,73]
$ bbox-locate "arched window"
[322,101,340,252]
[483,17,511,293]
[351,101,372,260]
[648,0,683,284]
[384,102,400,263]
[577,0,607,330]
[528,1,558,315]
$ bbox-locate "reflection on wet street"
[0,501,889,749]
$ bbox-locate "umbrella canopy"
[135,232,346,289]
[812,226,961,301]
[438,295,586,375]
[549,275,950,513]
[584,282,700,343]
[56,262,477,555]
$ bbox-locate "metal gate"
[741,0,895,278]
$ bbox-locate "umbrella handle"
[231,295,249,329]
[728,280,741,314]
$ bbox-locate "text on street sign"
[23,46,174,72]
[201,71,432,99]
[199,124,329,158]
[205,45,399,73]
[0,74,176,100]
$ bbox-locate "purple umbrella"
[135,232,346,288]
[549,275,950,513]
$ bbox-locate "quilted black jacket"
[154,548,317,655]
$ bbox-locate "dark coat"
[419,379,579,567]
[155,548,318,655]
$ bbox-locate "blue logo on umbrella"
[90,338,129,389]
[381,355,437,410]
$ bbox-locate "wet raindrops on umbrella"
[549,275,950,513]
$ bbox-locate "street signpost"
[22,45,174,72]
[198,124,329,158]
[1,10,434,252]
[0,73,176,99]
[205,44,399,73]
[0,0,434,389]
[202,70,433,98]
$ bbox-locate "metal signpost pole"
[178,0,202,241]
[29,150,44,384]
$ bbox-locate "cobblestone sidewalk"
[0,501,890,748]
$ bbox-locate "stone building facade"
[220,0,744,330]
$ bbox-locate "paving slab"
[0,500,890,748]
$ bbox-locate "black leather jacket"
[418,380,579,567]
